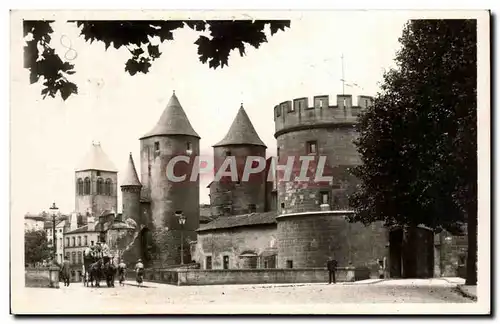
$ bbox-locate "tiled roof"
[197,211,276,232]
[121,153,141,187]
[66,225,98,234]
[140,92,200,139]
[213,104,266,147]
[76,142,118,172]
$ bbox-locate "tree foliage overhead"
[23,20,290,101]
[25,229,52,266]
[348,19,477,232]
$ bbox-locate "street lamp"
[49,202,59,263]
[176,211,186,265]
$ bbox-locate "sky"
[12,11,412,217]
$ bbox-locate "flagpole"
[341,53,345,96]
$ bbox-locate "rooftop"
[197,211,276,232]
[121,153,141,187]
[213,104,266,147]
[140,92,200,139]
[65,225,98,234]
[76,142,118,172]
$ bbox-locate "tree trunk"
[465,205,477,285]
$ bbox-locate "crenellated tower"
[273,94,373,215]
[210,104,267,216]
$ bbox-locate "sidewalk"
[456,285,477,301]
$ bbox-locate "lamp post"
[49,202,59,263]
[176,211,186,265]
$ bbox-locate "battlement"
[274,94,373,137]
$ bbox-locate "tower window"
[280,202,285,209]
[105,179,112,196]
[307,141,318,154]
[186,142,193,154]
[286,260,293,268]
[96,178,104,195]
[77,178,83,195]
[320,191,330,205]
[84,177,91,195]
[154,141,160,151]
[225,150,231,157]
[223,256,229,269]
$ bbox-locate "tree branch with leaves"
[23,20,290,101]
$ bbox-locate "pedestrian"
[135,258,144,286]
[60,256,71,287]
[378,259,385,279]
[326,256,338,284]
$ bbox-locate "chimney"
[70,212,78,231]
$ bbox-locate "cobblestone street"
[14,278,475,314]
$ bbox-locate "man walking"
[326,256,337,284]
[60,256,71,287]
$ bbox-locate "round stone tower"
[210,104,267,216]
[273,94,387,269]
[139,92,200,258]
[120,153,142,225]
[273,94,373,215]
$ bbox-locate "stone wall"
[194,225,277,269]
[25,267,59,288]
[277,211,387,276]
[128,267,370,286]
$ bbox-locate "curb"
[455,285,477,301]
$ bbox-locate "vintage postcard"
[10,9,490,315]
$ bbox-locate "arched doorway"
[389,226,434,278]
[139,227,153,265]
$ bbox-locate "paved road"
[14,279,474,314]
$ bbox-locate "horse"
[83,254,97,287]
[102,260,116,287]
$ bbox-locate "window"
[96,171,101,176]
[281,202,285,209]
[307,141,318,154]
[225,150,231,157]
[66,238,70,246]
[318,100,323,108]
[320,191,330,205]
[84,177,91,195]
[277,147,280,159]
[77,178,83,195]
[97,178,104,195]
[78,236,81,246]
[91,240,94,246]
[59,238,63,248]
[286,260,293,268]
[206,256,212,270]
[148,165,151,176]
[105,179,112,196]
[288,102,295,112]
[223,256,229,269]
[154,141,160,151]
[186,142,193,154]
[48,239,53,245]
[77,251,82,264]
[71,252,76,264]
[59,229,62,233]
[84,235,88,246]
[248,204,256,213]
[72,237,75,246]
[65,252,70,260]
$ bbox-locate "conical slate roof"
[121,153,141,187]
[140,92,200,139]
[213,104,266,147]
[76,142,117,172]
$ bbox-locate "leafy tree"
[25,229,52,266]
[23,20,290,100]
[348,20,477,284]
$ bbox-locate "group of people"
[84,241,112,264]
[326,257,386,284]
